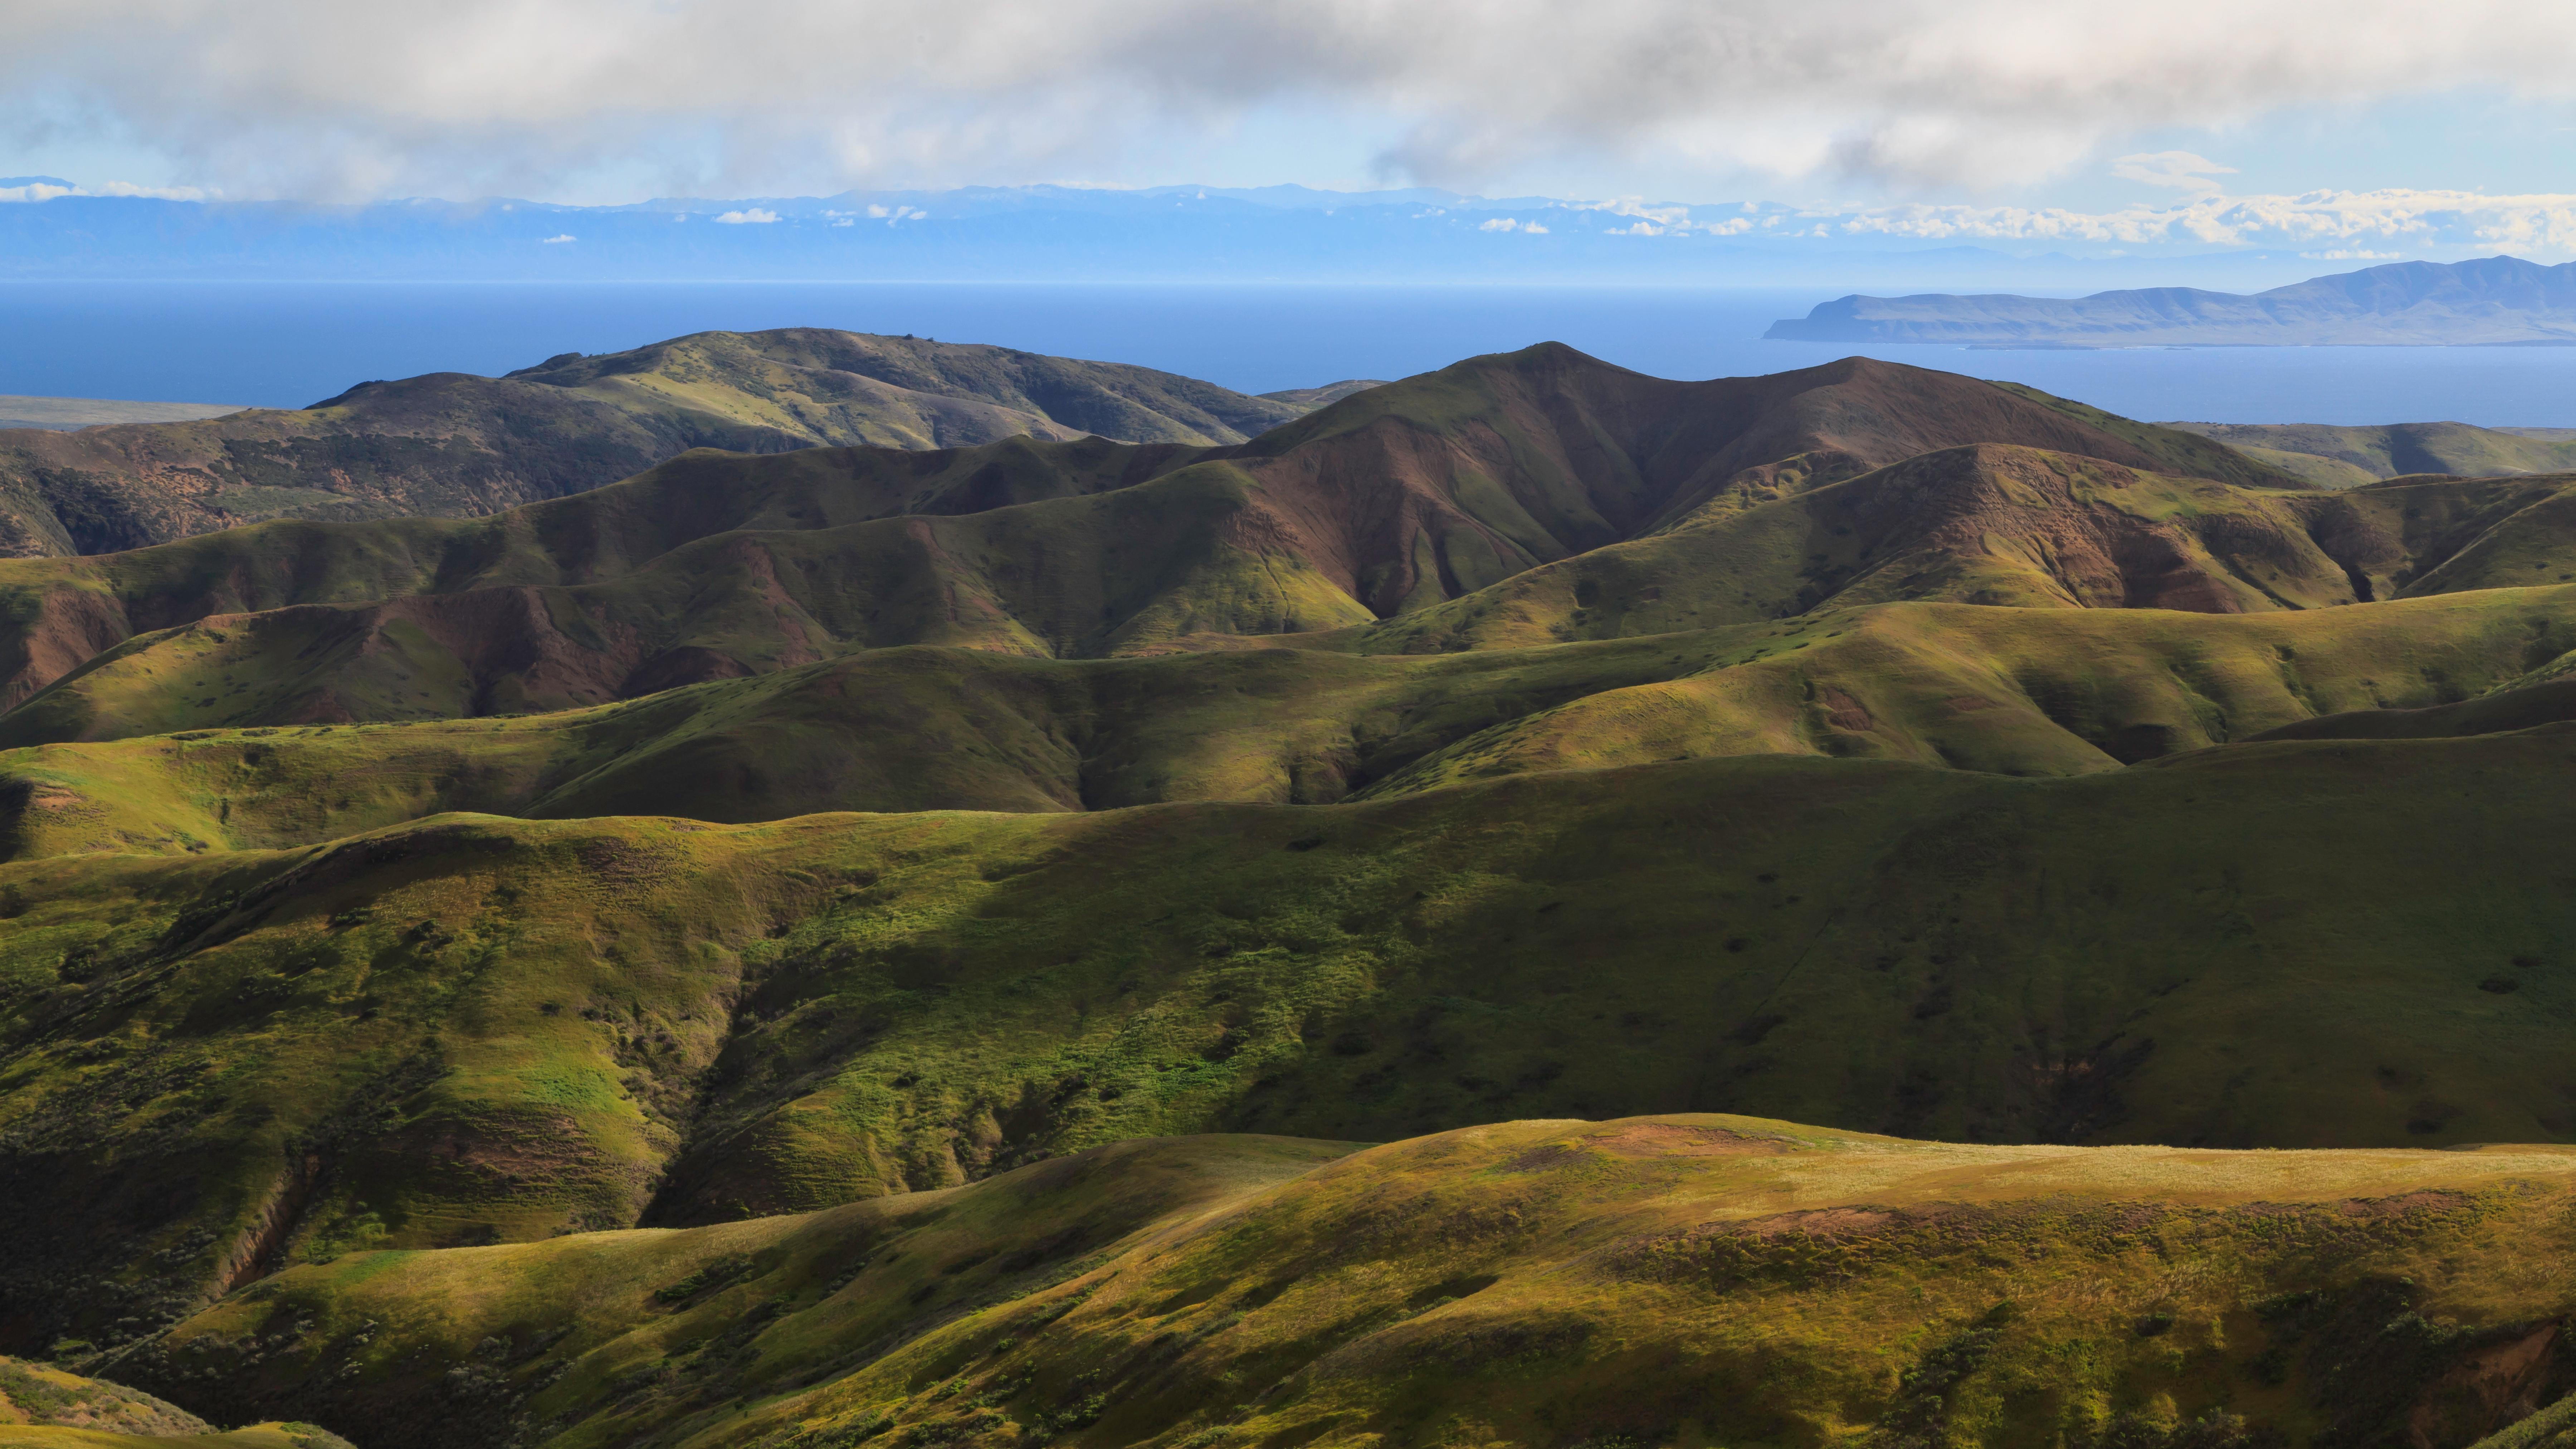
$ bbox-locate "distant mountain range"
[0,329,1333,556]
[1767,256,2576,345]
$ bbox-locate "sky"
[8,0,2576,255]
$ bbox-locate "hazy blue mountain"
[1766,257,2576,345]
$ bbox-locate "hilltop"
[0,330,1307,558]
[1766,255,2576,345]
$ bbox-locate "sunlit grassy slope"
[11,445,2568,752]
[89,1121,2576,1449]
[10,582,2572,857]
[2168,420,2576,483]
[0,1354,348,1447]
[8,729,2573,1356]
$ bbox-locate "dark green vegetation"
[0,331,1308,558]
[9,734,2576,1364]
[8,342,2576,1446]
[2165,421,2576,488]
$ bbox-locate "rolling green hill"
[8,582,2574,857]
[0,331,1309,559]
[2166,420,2576,485]
[11,341,2576,1446]
[8,728,2575,1360]
[71,1121,2576,1449]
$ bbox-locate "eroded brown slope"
[0,350,2302,738]
[1217,348,2304,618]
[1362,444,2375,652]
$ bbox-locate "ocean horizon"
[11,279,2576,426]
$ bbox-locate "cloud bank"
[1831,189,2576,253]
[6,0,2576,200]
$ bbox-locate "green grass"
[12,348,2576,1445]
[0,1355,343,1446]
[7,728,2575,1357]
[11,583,2573,860]
[91,1121,2576,1449]
[2167,421,2576,483]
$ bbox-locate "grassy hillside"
[2168,420,2576,483]
[9,583,2575,855]
[0,331,1307,560]
[0,1353,347,1447]
[7,732,2575,1355]
[14,346,2576,1443]
[1,1357,215,1438]
[81,1121,2576,1449]
[0,352,2320,727]
[1359,452,2576,655]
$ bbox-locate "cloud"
[8,1,2576,200]
[712,207,779,224]
[0,179,210,202]
[1478,215,1547,232]
[541,232,576,243]
[1825,187,2576,252]
[2110,151,2238,193]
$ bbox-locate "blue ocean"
[6,280,2576,426]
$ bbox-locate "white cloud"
[1479,216,1550,233]
[1823,187,2576,253]
[2110,151,2238,194]
[713,207,780,224]
[9,1,2576,201]
[0,179,210,202]
[541,232,576,243]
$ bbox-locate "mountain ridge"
[0,329,1308,559]
[1767,255,2576,345]
[0,348,2306,719]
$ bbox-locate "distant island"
[1766,255,2576,346]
